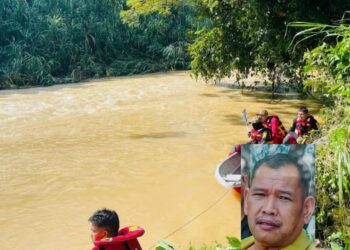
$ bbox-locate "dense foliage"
[121,0,350,94]
[188,0,350,86]
[0,0,194,89]
[3,0,350,90]
[293,20,350,249]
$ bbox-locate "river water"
[0,72,319,249]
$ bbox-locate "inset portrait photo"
[241,144,316,250]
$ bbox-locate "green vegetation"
[187,0,350,86]
[122,0,350,93]
[292,19,350,249]
[155,237,241,250]
[0,0,194,89]
[4,0,350,90]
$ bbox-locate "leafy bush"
[292,16,350,249]
[155,237,241,250]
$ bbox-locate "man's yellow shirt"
[241,230,317,250]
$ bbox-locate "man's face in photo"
[244,164,313,248]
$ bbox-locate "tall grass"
[291,16,350,249]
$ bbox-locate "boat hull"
[215,152,241,191]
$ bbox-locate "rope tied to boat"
[147,189,232,250]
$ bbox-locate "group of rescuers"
[231,106,318,154]
[87,107,319,250]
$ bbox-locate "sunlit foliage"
[292,18,350,249]
[189,0,350,86]
[0,0,194,88]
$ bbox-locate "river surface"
[0,72,319,249]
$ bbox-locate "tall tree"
[123,0,350,86]
[191,0,350,85]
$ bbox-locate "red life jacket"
[295,118,306,136]
[92,226,145,250]
[295,116,316,136]
[250,129,262,142]
[249,128,272,144]
[263,115,287,138]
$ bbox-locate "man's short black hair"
[89,208,120,237]
[249,153,312,200]
[299,106,309,113]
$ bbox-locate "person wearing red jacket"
[248,118,273,144]
[89,209,120,245]
[283,106,319,144]
[89,208,144,250]
[256,110,287,144]
[228,117,273,156]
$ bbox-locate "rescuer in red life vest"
[228,118,273,156]
[256,110,287,144]
[89,209,120,245]
[248,118,273,144]
[283,106,319,144]
[89,208,144,250]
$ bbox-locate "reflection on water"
[0,72,319,250]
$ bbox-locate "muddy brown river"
[0,72,319,249]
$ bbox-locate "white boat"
[215,152,241,189]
